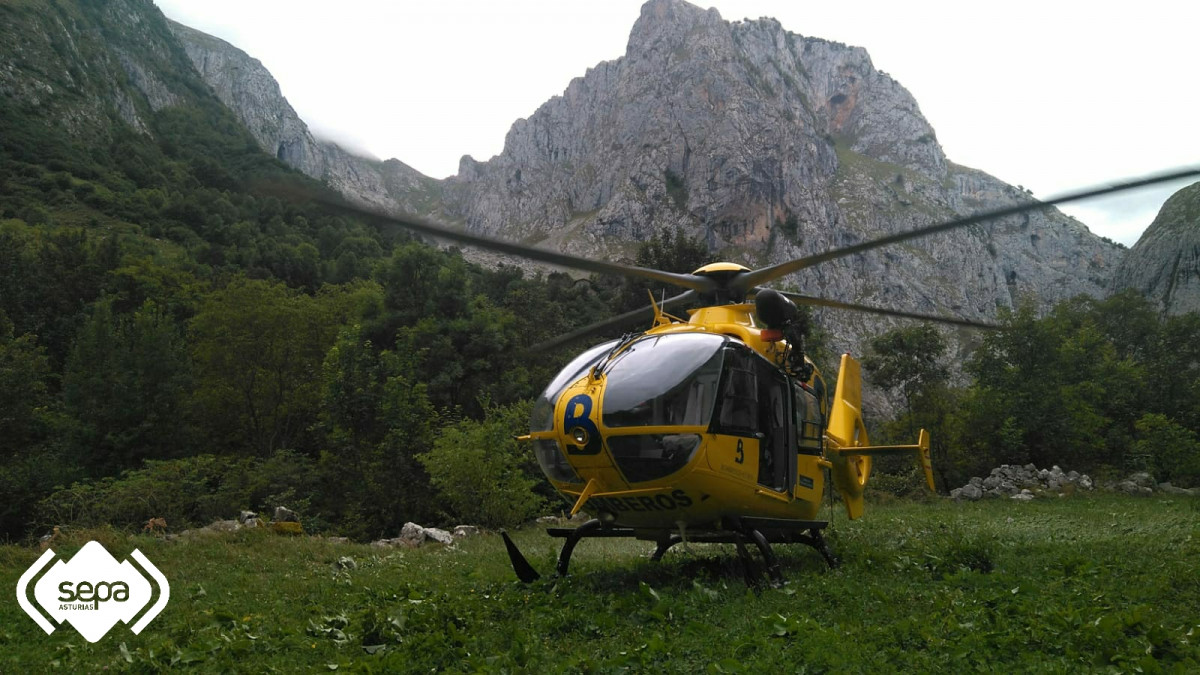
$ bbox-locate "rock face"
[1110,182,1200,315]
[429,0,1123,408]
[443,1,1116,349]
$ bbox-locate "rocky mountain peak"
[626,0,726,56]
[1111,181,1200,315]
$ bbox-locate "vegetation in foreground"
[3,494,1198,672]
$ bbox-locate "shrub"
[1133,413,1200,487]
[417,400,547,528]
[36,450,320,531]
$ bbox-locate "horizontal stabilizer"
[838,429,934,491]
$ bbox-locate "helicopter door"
[757,367,791,492]
[713,344,791,493]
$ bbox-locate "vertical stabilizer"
[826,354,871,519]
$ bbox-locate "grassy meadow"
[3,493,1198,673]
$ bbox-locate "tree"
[863,324,949,437]
[315,325,438,538]
[62,299,193,473]
[961,296,1172,474]
[861,324,956,490]
[0,312,56,455]
[0,311,78,538]
[189,278,346,455]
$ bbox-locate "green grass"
[3,494,1199,672]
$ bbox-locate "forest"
[2,51,1198,543]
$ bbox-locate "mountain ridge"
[165,0,1130,367]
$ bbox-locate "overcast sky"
[154,0,1199,246]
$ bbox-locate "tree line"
[863,292,1200,492]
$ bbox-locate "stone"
[1129,472,1156,488]
[452,525,480,539]
[400,522,426,546]
[423,527,455,545]
[952,464,1096,500]
[274,506,300,523]
[955,484,983,501]
[1158,483,1198,496]
[1011,493,1035,501]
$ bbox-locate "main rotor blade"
[770,290,1000,329]
[739,166,1200,291]
[530,290,698,352]
[317,196,714,293]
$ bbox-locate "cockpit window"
[601,333,726,428]
[530,339,618,432]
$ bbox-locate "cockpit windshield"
[530,339,618,432]
[601,333,726,428]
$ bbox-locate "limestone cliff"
[1111,182,1200,315]
[166,20,442,217]
[440,0,1121,363]
[169,0,1126,378]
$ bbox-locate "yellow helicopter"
[320,168,1199,584]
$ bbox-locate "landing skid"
[501,517,839,586]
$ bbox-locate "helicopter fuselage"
[528,303,861,535]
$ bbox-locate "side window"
[713,347,758,437]
[794,384,824,455]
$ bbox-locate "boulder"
[951,484,984,501]
[274,506,300,523]
[238,511,263,527]
[400,522,426,546]
[1157,482,1199,496]
[423,527,455,545]
[1128,472,1156,489]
